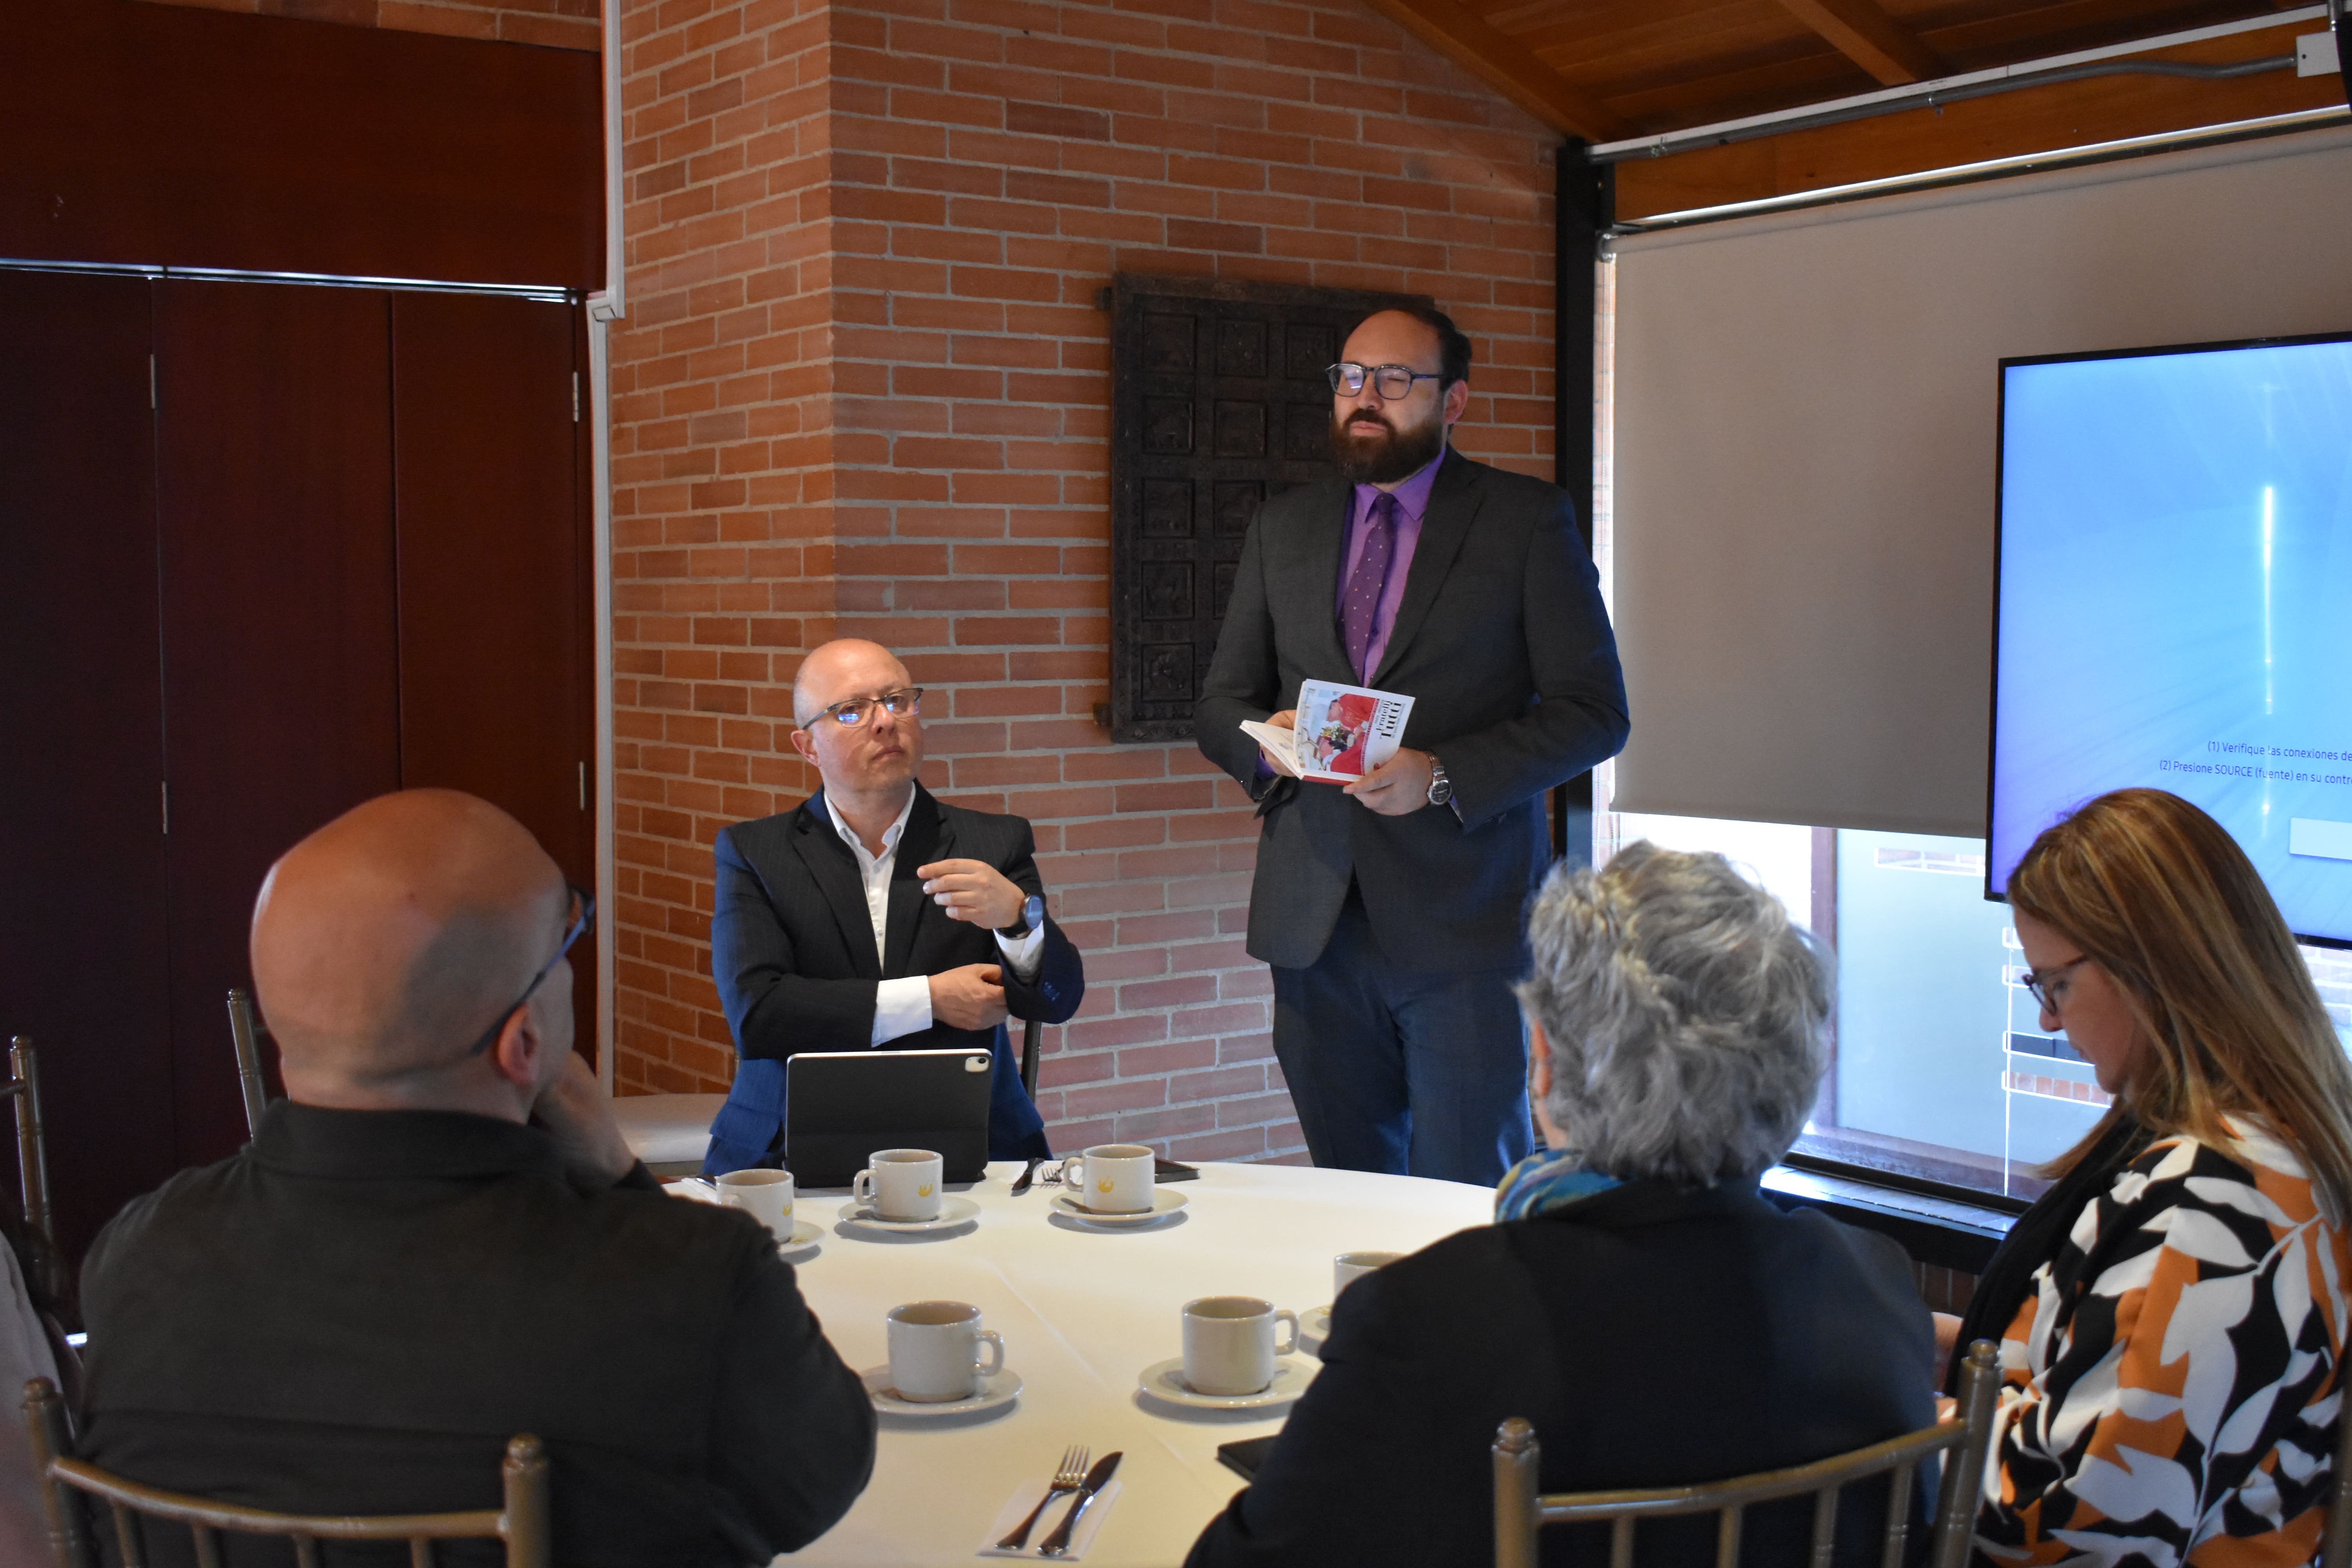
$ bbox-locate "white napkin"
[976,1478,1122,1559]
[664,1178,720,1204]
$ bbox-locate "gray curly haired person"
[1515,841,1833,1187]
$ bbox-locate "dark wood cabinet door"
[155,280,403,1169]
[390,292,594,1052]
[0,270,178,1255]
[1108,274,1429,742]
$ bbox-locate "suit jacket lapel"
[1370,447,1481,688]
[790,792,883,979]
[884,783,945,978]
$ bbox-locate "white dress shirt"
[823,789,1047,1047]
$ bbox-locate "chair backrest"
[1,1038,53,1256]
[225,987,271,1140]
[1493,1339,2002,1568]
[22,1377,549,1568]
[2321,1356,2352,1568]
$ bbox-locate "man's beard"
[1329,407,1445,485]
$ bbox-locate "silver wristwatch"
[998,893,1045,939]
[1426,757,1453,808]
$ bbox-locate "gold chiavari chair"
[1493,1340,2001,1568]
[22,1377,550,1568]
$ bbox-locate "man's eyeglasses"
[815,688,924,728]
[2021,955,2091,1011]
[466,883,595,1057]
[1327,362,1443,400]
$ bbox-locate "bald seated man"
[701,639,1085,1174]
[78,790,875,1567]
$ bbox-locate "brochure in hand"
[1239,679,1415,783]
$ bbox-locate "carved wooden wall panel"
[1107,273,1429,743]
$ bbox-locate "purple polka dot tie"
[1341,491,1397,682]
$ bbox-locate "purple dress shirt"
[1336,452,1442,681]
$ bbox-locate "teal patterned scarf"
[1494,1149,1622,1222]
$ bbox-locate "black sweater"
[1186,1178,1936,1568]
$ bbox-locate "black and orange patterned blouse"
[1976,1120,2351,1568]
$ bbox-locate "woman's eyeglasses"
[2021,954,2091,1011]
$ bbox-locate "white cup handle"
[717,1189,744,1210]
[975,1328,1004,1378]
[852,1169,875,1207]
[1273,1309,1298,1358]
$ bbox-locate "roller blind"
[1609,126,2352,836]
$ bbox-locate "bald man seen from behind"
[77,789,875,1568]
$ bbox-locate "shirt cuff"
[994,920,1047,982]
[871,975,934,1047]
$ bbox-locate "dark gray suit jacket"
[1195,449,1628,972]
[702,782,1083,1173]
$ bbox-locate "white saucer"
[776,1218,822,1259]
[1298,1305,1332,1357]
[836,1195,981,1234]
[1052,1189,1188,1226]
[1136,1355,1313,1412]
[861,1364,1022,1417]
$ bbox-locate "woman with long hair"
[1949,788,2352,1566]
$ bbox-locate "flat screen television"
[1987,331,2352,946]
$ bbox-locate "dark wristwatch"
[1425,757,1454,808]
[998,893,1046,939]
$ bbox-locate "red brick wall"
[135,0,597,51]
[609,0,1561,1164]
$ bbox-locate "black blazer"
[80,1103,876,1568]
[1185,1180,1937,1568]
[1194,448,1628,973]
[703,782,1084,1172]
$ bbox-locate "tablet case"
[785,1048,994,1188]
[1216,1436,1279,1481]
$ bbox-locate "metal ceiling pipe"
[1585,5,2327,165]
[1594,55,2290,164]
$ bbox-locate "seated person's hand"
[929,962,1008,1031]
[916,858,1025,929]
[531,1053,638,1191]
[1257,708,1301,778]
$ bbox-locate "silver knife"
[1036,1450,1121,1557]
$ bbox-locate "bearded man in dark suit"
[701,639,1083,1175]
[1195,306,1629,1187]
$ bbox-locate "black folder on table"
[784,1048,993,1189]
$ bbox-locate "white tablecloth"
[768,1160,1494,1566]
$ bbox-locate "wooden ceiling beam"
[1359,0,1636,142]
[1775,0,1949,86]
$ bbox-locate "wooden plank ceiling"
[1362,0,2343,214]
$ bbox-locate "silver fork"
[996,1445,1089,1552]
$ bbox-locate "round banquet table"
[757,1159,1495,1566]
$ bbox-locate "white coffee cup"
[1181,1295,1298,1397]
[1073,1143,1155,1214]
[886,1300,1004,1403]
[716,1169,795,1241]
[1333,1250,1401,1298]
[853,1149,943,1222]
